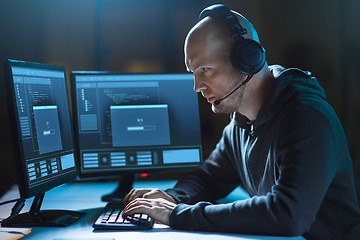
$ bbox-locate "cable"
[10,199,25,216]
[0,198,22,206]
[0,199,25,225]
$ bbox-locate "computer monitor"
[2,59,84,227]
[70,72,203,201]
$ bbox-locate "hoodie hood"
[233,65,327,132]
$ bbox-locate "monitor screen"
[5,60,77,199]
[70,72,203,178]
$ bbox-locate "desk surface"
[0,180,304,240]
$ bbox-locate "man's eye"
[202,67,208,72]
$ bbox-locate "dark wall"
[0,0,359,198]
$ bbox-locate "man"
[123,4,360,239]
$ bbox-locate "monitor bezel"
[70,71,203,179]
[5,59,78,199]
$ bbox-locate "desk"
[0,180,304,240]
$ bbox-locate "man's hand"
[122,197,177,225]
[123,188,177,205]
[122,188,178,225]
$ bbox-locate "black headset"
[198,4,266,75]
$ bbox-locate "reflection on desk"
[0,180,304,240]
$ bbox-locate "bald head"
[184,10,262,72]
[187,10,260,47]
[185,17,233,68]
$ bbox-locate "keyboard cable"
[0,198,25,225]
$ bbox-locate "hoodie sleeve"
[169,104,340,236]
[165,123,241,204]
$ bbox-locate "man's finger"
[123,189,150,204]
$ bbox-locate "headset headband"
[198,4,247,40]
[198,4,266,75]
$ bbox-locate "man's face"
[185,34,246,114]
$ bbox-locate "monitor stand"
[101,174,135,203]
[1,192,85,227]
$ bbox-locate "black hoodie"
[166,65,360,239]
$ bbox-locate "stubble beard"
[211,88,244,114]
[211,72,247,115]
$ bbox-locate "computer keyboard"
[93,202,154,230]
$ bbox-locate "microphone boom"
[214,74,253,105]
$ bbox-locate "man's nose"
[193,75,207,93]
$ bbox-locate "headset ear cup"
[230,39,266,75]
